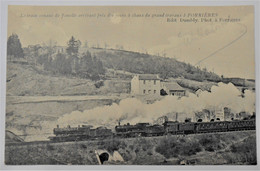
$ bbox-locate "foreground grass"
[5,131,256,165]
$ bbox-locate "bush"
[46,143,55,151]
[135,147,140,153]
[129,145,134,150]
[155,136,202,159]
[94,81,104,88]
[182,141,202,155]
[142,146,147,151]
[105,141,120,152]
[80,144,87,149]
[99,139,126,153]
[147,150,153,156]
[120,150,132,161]
[198,134,224,152]
[226,136,257,164]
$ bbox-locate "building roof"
[138,74,160,80]
[163,82,185,91]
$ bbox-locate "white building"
[131,74,186,97]
[131,74,161,95]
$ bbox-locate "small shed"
[161,82,186,96]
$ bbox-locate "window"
[154,90,156,94]
[154,80,156,85]
[143,90,146,94]
[148,90,151,94]
[143,80,146,84]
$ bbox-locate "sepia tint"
[5,5,256,165]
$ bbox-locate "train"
[49,125,113,142]
[48,115,256,142]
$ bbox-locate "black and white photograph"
[1,4,258,167]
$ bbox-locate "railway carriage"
[178,122,195,134]
[227,119,255,131]
[196,121,228,133]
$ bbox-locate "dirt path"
[7,95,126,104]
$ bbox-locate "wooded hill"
[7,34,225,82]
[24,46,221,82]
[92,48,221,82]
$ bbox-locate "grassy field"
[5,131,256,165]
[6,62,131,96]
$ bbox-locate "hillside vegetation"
[22,36,221,82]
[7,33,254,96]
[93,48,221,82]
[5,131,256,165]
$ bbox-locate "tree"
[78,51,105,80]
[79,51,93,77]
[45,39,57,55]
[91,55,105,80]
[66,36,81,57]
[7,33,24,59]
[32,44,41,65]
[52,53,72,74]
[66,36,81,73]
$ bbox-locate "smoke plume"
[57,82,255,128]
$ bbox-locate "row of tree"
[38,37,105,80]
[7,34,221,82]
[7,34,105,80]
[38,51,105,80]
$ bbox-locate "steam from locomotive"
[57,82,255,129]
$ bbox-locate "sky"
[8,6,255,79]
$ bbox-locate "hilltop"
[88,47,221,82]
[6,46,255,96]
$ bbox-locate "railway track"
[5,129,256,147]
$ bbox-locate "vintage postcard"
[3,4,257,166]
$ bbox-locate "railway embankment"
[5,130,256,165]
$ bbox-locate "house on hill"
[161,82,186,96]
[131,74,161,95]
[131,74,186,97]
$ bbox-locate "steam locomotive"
[49,115,255,142]
[49,125,113,142]
[115,122,165,137]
